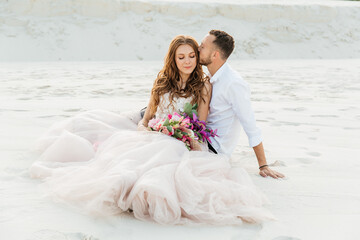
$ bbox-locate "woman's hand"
[137,125,148,131]
[137,120,149,131]
[190,139,202,151]
[182,128,201,151]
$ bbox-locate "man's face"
[199,34,216,66]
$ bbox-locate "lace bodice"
[155,93,194,119]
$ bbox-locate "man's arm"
[253,142,285,179]
[228,78,285,179]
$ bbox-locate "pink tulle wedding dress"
[30,94,275,225]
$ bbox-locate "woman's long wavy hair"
[149,35,208,117]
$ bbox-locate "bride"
[30,35,275,225]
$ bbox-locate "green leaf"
[196,131,202,139]
[166,126,172,132]
[174,131,182,138]
[192,103,198,110]
[184,103,193,117]
[163,118,169,126]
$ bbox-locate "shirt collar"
[209,62,229,84]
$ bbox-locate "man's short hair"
[209,30,235,60]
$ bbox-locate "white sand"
[1,0,360,61]
[1,59,360,240]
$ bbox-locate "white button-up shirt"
[207,62,263,157]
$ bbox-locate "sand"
[1,59,360,240]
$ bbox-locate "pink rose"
[171,112,182,121]
[182,117,190,124]
[161,127,171,136]
[148,118,160,128]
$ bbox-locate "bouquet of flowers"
[147,103,218,151]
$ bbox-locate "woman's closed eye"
[179,55,195,60]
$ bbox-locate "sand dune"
[1,0,360,61]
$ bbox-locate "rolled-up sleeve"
[227,80,263,147]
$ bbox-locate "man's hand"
[253,143,285,179]
[259,166,285,179]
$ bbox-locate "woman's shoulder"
[202,78,212,92]
[199,78,212,99]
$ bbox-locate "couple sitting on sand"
[30,30,284,225]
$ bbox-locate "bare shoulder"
[200,80,212,99]
[203,78,212,93]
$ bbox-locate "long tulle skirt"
[30,110,275,225]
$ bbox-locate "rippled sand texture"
[0,60,360,240]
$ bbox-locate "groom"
[199,30,285,179]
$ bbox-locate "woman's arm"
[137,95,155,131]
[197,80,212,122]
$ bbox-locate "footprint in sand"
[306,152,321,157]
[272,236,302,240]
[37,85,51,89]
[63,108,82,112]
[27,230,99,240]
[296,157,314,164]
[283,107,306,112]
[269,160,286,167]
[310,114,339,118]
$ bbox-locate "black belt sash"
[207,141,218,154]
